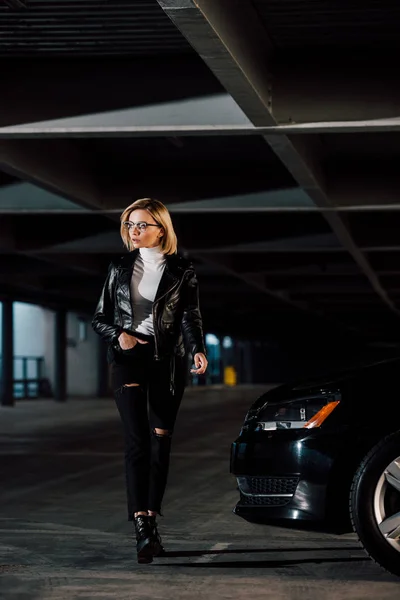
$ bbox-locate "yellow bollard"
[224,366,237,386]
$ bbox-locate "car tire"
[350,430,400,577]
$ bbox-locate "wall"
[66,311,98,397]
[0,301,98,397]
[12,302,51,385]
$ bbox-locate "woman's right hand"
[118,332,148,350]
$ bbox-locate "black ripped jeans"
[110,336,185,519]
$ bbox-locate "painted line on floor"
[194,542,230,563]
[0,528,119,537]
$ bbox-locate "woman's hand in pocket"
[118,332,148,350]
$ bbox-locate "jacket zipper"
[114,268,123,341]
[115,266,134,340]
[152,269,189,360]
[152,280,179,360]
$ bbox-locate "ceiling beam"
[157,0,399,317]
[3,0,27,8]
[0,254,61,277]
[6,119,400,138]
[0,56,221,127]
[0,140,118,287]
[7,212,329,254]
[0,212,115,253]
[329,171,400,208]
[0,139,103,210]
[6,204,400,215]
[272,53,400,124]
[0,282,95,313]
[28,253,108,277]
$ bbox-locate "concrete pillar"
[0,300,14,406]
[54,309,67,402]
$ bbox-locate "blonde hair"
[120,198,178,255]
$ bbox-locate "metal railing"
[0,355,53,399]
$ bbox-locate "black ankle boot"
[148,515,165,557]
[133,515,153,564]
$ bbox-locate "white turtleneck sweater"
[130,246,166,336]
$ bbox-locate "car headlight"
[255,392,340,431]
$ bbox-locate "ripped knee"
[152,428,172,438]
[114,383,141,395]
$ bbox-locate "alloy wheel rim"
[373,456,400,553]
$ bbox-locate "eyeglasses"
[122,221,161,232]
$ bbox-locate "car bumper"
[230,428,340,522]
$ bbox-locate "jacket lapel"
[154,266,179,304]
[116,250,182,304]
[116,250,138,302]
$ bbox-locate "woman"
[92,198,208,564]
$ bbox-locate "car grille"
[237,476,299,507]
[240,494,292,506]
[242,476,299,495]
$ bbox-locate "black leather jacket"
[92,250,206,368]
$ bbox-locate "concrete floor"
[0,385,399,599]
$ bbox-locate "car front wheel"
[350,431,400,577]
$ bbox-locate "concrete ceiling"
[1,0,400,350]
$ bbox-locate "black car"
[230,355,400,577]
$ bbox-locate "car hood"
[251,354,400,409]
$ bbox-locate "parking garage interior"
[1,0,400,596]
